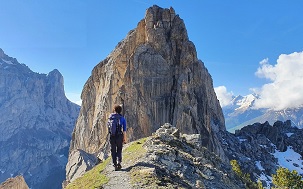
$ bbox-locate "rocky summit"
[0,48,80,189]
[67,5,225,182]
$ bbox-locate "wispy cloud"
[253,51,303,110]
[214,86,233,107]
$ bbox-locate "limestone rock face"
[0,48,80,189]
[0,175,29,189]
[69,5,225,169]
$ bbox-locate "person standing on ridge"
[107,104,127,171]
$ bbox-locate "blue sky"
[1,0,303,107]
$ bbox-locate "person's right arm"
[122,118,127,143]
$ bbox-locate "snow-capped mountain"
[224,94,258,115]
[223,94,303,132]
[223,94,264,131]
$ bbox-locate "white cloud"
[65,92,82,106]
[253,51,303,110]
[214,86,233,107]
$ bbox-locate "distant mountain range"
[223,94,303,132]
[0,48,80,189]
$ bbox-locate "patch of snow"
[259,144,267,148]
[237,137,247,142]
[2,59,13,64]
[256,161,265,171]
[221,138,226,143]
[290,120,299,128]
[273,146,303,175]
[286,132,294,137]
[258,172,272,189]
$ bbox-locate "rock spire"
[67,5,226,181]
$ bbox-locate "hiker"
[107,104,127,171]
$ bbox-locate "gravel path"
[102,143,134,189]
[102,161,133,189]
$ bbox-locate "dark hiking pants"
[110,134,123,165]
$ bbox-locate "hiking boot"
[117,163,122,171]
[114,164,119,171]
[113,163,118,171]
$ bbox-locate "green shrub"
[272,167,303,189]
[230,160,258,189]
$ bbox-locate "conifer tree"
[230,160,258,189]
[272,167,303,189]
[257,179,264,189]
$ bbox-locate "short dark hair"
[114,105,122,114]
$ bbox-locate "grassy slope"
[65,137,148,189]
[65,158,110,189]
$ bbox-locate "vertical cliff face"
[70,5,225,160]
[0,48,80,189]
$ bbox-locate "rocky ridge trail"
[102,142,134,189]
[66,124,244,189]
[102,163,132,189]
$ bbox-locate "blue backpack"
[108,113,122,136]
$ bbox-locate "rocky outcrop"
[65,149,99,183]
[139,123,243,188]
[0,175,29,189]
[221,120,303,187]
[68,5,225,182]
[0,48,80,189]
